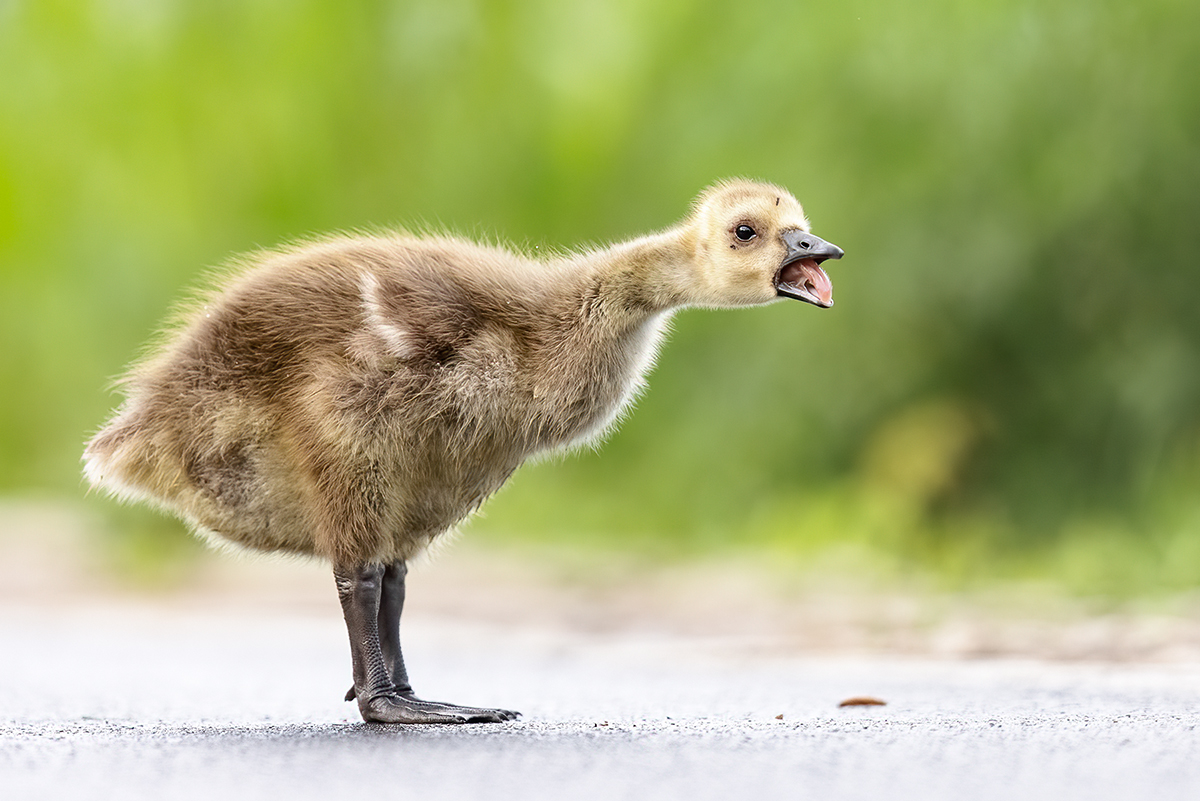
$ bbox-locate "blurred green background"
[1,0,1198,597]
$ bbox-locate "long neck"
[522,231,692,450]
[571,227,699,322]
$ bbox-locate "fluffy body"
[84,180,823,569]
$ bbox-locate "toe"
[358,694,520,725]
[360,695,464,724]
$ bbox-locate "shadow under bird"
[83,179,844,724]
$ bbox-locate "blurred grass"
[2,0,1199,598]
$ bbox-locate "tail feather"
[82,412,172,507]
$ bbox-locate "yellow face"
[689,180,842,309]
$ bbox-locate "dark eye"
[734,224,756,242]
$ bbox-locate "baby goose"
[83,179,843,724]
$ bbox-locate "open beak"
[774,230,844,308]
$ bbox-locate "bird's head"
[685,179,843,309]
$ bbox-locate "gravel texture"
[2,600,1199,801]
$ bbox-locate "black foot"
[358,692,521,724]
[335,561,518,725]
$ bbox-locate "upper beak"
[775,230,844,308]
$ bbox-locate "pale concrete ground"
[3,498,1200,800]
[4,602,1200,801]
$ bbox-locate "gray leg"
[335,561,519,724]
[377,561,415,695]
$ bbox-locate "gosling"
[83,179,843,724]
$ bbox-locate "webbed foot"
[359,692,520,724]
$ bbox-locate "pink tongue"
[786,258,833,306]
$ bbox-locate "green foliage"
[2,0,1198,594]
